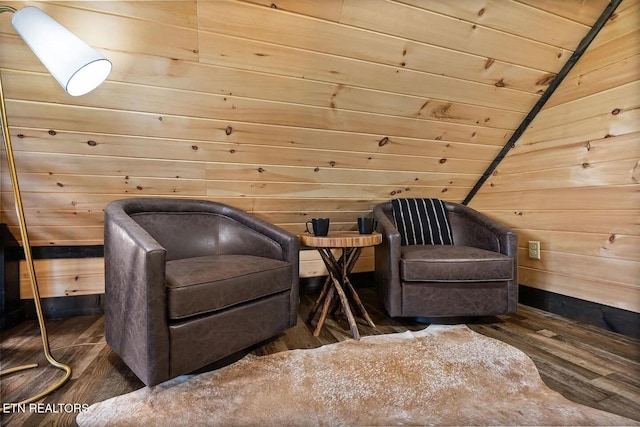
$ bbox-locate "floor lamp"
[0,5,111,406]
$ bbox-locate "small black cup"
[305,218,330,236]
[358,217,377,234]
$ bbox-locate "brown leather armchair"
[104,198,299,386]
[373,201,518,319]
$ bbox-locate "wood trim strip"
[10,245,104,260]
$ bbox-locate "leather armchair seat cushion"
[400,245,513,282]
[166,254,292,320]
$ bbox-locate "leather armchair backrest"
[448,211,496,252]
[132,212,285,261]
[377,201,501,252]
[446,203,503,253]
[379,201,465,244]
[129,212,212,260]
[112,198,284,261]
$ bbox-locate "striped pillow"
[391,198,454,246]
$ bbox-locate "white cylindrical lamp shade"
[11,6,112,96]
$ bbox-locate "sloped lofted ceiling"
[0,0,615,245]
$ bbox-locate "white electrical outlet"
[528,241,541,260]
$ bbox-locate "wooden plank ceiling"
[0,0,610,245]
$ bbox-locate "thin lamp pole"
[0,5,72,408]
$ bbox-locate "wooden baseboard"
[518,285,640,339]
[23,294,104,320]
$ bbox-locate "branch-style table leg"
[343,275,376,328]
[301,231,382,340]
[308,246,379,340]
[313,284,335,337]
[341,248,376,328]
[307,275,331,323]
[317,248,360,339]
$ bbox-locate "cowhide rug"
[77,325,637,426]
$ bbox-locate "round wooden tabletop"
[299,231,382,248]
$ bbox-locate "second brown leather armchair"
[374,200,518,319]
[104,198,299,386]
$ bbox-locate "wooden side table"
[300,231,382,340]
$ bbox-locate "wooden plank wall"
[0,0,626,304]
[471,0,640,313]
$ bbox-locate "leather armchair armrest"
[373,203,403,317]
[104,204,170,386]
[449,203,518,313]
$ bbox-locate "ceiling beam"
[462,0,623,205]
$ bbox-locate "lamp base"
[0,363,71,409]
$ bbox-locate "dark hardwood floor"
[2,287,639,426]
